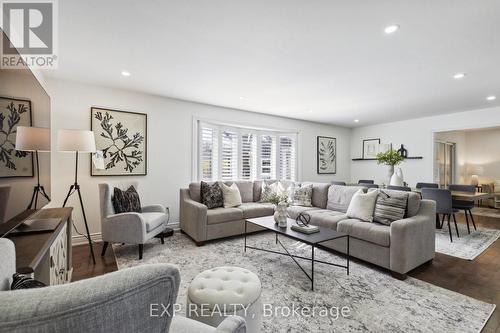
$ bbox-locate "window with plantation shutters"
[197,121,297,181]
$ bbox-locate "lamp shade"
[15,126,51,152]
[57,129,96,153]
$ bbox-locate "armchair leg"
[139,244,143,260]
[101,241,109,256]
[160,235,165,244]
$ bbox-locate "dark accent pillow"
[200,181,223,209]
[373,190,408,225]
[11,273,46,290]
[112,186,142,214]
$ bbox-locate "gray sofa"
[180,181,436,278]
[0,238,246,333]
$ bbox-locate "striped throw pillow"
[373,190,408,225]
[11,273,46,290]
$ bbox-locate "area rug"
[113,232,495,333]
[470,207,500,219]
[435,224,500,260]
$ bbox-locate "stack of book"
[291,224,319,234]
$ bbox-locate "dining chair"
[421,188,459,242]
[416,182,439,189]
[358,180,374,184]
[387,185,411,192]
[331,181,347,186]
[448,184,477,234]
[359,184,379,189]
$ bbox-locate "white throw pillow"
[346,189,378,222]
[221,182,242,208]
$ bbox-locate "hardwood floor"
[71,213,500,332]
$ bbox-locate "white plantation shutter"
[260,135,276,180]
[220,130,238,180]
[241,133,257,180]
[197,121,296,181]
[279,135,296,181]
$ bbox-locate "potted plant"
[376,149,404,185]
[268,192,290,227]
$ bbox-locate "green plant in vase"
[376,149,404,185]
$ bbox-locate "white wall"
[350,106,500,186]
[47,78,351,240]
[464,128,500,184]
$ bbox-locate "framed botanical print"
[90,107,147,176]
[317,136,336,174]
[362,138,380,159]
[0,97,33,178]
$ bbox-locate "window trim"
[192,117,300,182]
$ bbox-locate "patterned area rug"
[435,224,500,260]
[113,232,495,333]
[470,207,500,219]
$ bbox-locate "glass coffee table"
[244,216,349,291]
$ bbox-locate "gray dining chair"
[358,179,374,184]
[448,184,477,234]
[387,185,411,192]
[416,182,439,189]
[331,181,346,186]
[359,184,379,189]
[421,188,459,242]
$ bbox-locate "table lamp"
[15,126,51,209]
[57,129,96,264]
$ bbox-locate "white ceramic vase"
[390,168,404,186]
[274,202,288,227]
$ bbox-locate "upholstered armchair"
[99,181,167,259]
[0,238,246,333]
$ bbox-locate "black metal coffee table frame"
[244,217,349,291]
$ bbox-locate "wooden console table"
[2,208,73,285]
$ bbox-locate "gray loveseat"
[0,238,246,333]
[180,181,436,278]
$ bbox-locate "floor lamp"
[57,129,96,264]
[15,126,51,209]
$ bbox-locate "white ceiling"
[45,0,500,127]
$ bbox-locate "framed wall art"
[90,107,147,176]
[0,97,33,178]
[317,136,336,174]
[362,138,380,159]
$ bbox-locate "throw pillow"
[112,186,142,214]
[260,181,278,203]
[200,181,224,209]
[346,189,378,222]
[373,190,408,225]
[221,182,242,208]
[11,273,46,290]
[293,184,313,207]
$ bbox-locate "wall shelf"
[352,156,423,161]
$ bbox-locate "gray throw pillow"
[293,184,313,207]
[112,186,142,214]
[373,190,408,225]
[201,181,224,209]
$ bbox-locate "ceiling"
[45,0,500,127]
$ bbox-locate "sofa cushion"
[373,190,408,225]
[238,202,274,219]
[287,205,321,220]
[327,185,365,213]
[307,210,348,229]
[293,184,313,207]
[337,219,390,247]
[229,181,254,203]
[189,182,203,202]
[346,189,378,222]
[301,182,331,209]
[207,208,244,225]
[221,183,242,208]
[201,181,224,209]
[368,188,421,217]
[143,212,166,232]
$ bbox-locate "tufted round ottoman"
[187,266,262,332]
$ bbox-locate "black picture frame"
[0,96,34,178]
[90,106,147,176]
[317,136,336,174]
[362,138,380,159]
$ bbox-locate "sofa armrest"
[180,189,208,243]
[142,204,167,214]
[0,264,180,333]
[0,238,15,291]
[215,315,246,333]
[390,199,436,274]
[102,212,147,244]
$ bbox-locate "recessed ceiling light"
[384,25,399,34]
[453,73,466,79]
[121,71,131,77]
[486,95,496,101]
[354,119,360,123]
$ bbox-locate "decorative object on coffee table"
[317,136,336,174]
[362,138,380,159]
[91,107,147,176]
[0,97,33,178]
[274,201,288,227]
